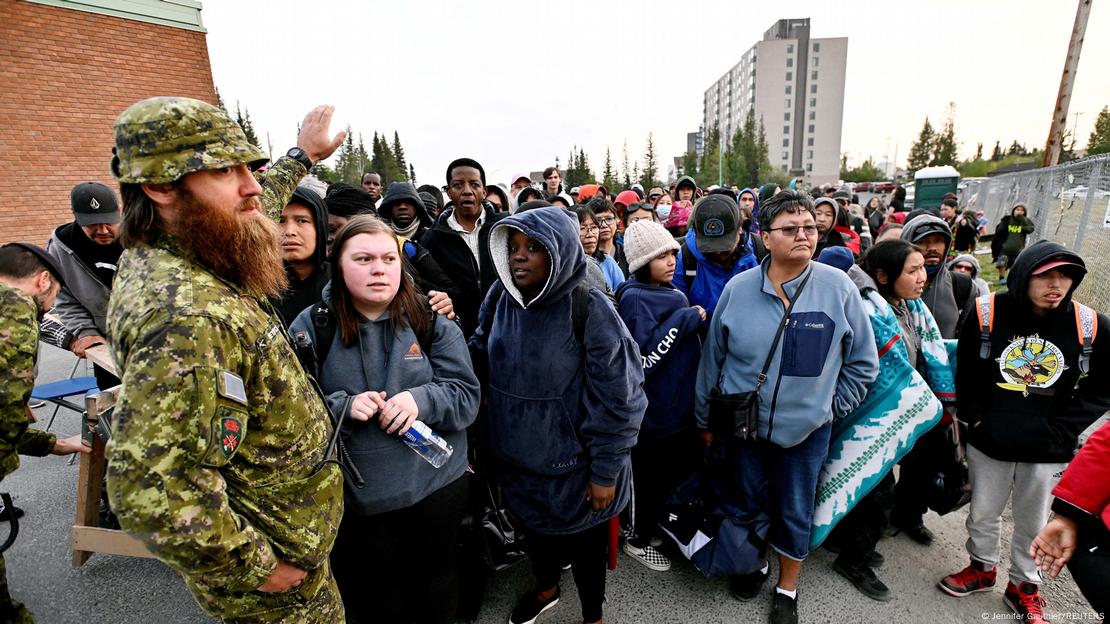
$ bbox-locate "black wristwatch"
[286,147,313,170]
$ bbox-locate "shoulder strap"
[417,300,438,356]
[312,301,336,368]
[747,269,813,392]
[975,293,995,360]
[1074,302,1098,374]
[680,242,696,294]
[571,284,590,348]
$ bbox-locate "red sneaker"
[1004,581,1048,623]
[938,561,997,597]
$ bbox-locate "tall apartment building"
[703,19,847,186]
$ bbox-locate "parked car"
[853,182,872,192]
[873,181,897,192]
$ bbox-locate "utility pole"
[1042,0,1092,167]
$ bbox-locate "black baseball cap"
[70,182,120,227]
[691,195,740,254]
[1,242,66,287]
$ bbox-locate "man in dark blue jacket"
[672,194,759,327]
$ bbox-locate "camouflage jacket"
[105,236,342,617]
[0,284,57,481]
[259,156,306,221]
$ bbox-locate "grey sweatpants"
[965,444,1066,585]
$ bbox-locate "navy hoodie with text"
[957,240,1110,463]
[469,207,647,535]
[616,279,702,440]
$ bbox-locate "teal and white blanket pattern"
[810,292,955,548]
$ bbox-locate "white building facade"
[703,19,847,186]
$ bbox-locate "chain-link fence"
[961,153,1110,310]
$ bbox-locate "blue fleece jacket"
[695,259,879,447]
[616,279,702,440]
[672,229,759,324]
[291,295,480,516]
[469,207,647,535]
[740,187,760,232]
[597,252,625,291]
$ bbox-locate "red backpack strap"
[1074,302,1097,374]
[975,293,995,360]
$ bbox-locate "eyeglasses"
[579,225,599,235]
[768,225,819,237]
[596,216,616,226]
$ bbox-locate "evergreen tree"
[392,131,409,181]
[632,162,640,188]
[577,148,591,184]
[1088,106,1110,156]
[1007,140,1026,156]
[974,142,983,161]
[931,115,958,167]
[356,134,369,176]
[991,140,1004,161]
[234,101,261,149]
[408,163,417,184]
[602,147,619,191]
[906,117,936,174]
[621,141,632,188]
[697,127,722,187]
[754,115,773,184]
[640,133,659,188]
[681,150,699,178]
[215,88,227,113]
[335,128,362,185]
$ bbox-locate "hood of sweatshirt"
[379,182,433,230]
[288,186,329,269]
[1005,240,1087,314]
[489,207,587,309]
[948,253,982,279]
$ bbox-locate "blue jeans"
[726,422,832,561]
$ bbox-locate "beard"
[172,190,288,298]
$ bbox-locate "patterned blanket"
[810,291,955,548]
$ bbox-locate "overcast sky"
[204,0,1109,185]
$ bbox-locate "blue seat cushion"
[31,377,99,401]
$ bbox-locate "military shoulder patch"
[219,415,243,458]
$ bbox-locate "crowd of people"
[0,96,1107,624]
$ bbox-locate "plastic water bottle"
[400,420,453,468]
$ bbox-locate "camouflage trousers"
[213,562,344,624]
[0,552,34,623]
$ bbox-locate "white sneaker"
[623,542,671,572]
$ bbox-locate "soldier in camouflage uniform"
[0,243,89,623]
[105,97,347,623]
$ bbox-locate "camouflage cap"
[110,96,269,184]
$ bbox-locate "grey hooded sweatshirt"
[901,214,974,339]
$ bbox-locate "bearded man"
[105,97,346,623]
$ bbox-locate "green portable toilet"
[914,166,960,211]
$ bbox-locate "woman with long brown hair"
[290,215,480,624]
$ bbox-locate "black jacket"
[957,240,1110,463]
[420,202,504,337]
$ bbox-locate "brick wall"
[0,0,217,244]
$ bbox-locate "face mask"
[924,264,941,278]
[655,204,672,220]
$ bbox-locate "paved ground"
[6,344,1103,623]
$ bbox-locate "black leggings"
[527,522,609,623]
[630,430,699,544]
[331,476,469,624]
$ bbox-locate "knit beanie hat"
[625,220,680,273]
[325,183,376,217]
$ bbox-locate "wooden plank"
[84,344,116,377]
[73,393,108,566]
[71,526,154,560]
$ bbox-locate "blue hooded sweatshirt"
[695,258,879,448]
[672,228,760,324]
[616,279,702,440]
[469,207,647,535]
